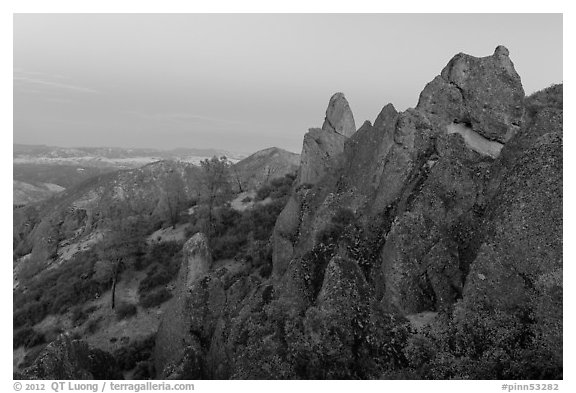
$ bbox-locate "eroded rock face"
[183,233,212,287]
[417,45,525,143]
[149,48,561,380]
[343,104,398,198]
[463,132,562,311]
[16,334,122,380]
[155,232,214,378]
[322,92,357,137]
[297,128,347,186]
[272,93,356,278]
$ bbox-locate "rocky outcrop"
[417,45,524,143]
[271,94,357,278]
[297,128,347,185]
[16,334,122,380]
[155,232,215,378]
[298,93,357,186]
[18,47,560,380]
[322,92,357,137]
[133,47,563,379]
[258,47,559,378]
[463,131,562,313]
[183,233,213,286]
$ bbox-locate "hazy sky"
[13,14,562,153]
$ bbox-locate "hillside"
[13,180,65,206]
[12,146,299,275]
[13,154,296,378]
[12,145,249,206]
[15,46,563,380]
[13,160,202,276]
[231,147,299,192]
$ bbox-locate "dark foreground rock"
[15,334,122,380]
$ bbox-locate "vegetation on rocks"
[14,47,562,381]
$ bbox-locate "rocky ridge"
[18,46,562,380]
[150,46,562,379]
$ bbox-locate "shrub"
[254,173,295,202]
[524,84,563,118]
[85,316,103,335]
[137,241,182,272]
[186,171,293,264]
[139,266,174,294]
[139,288,173,309]
[71,305,90,326]
[13,301,47,330]
[13,327,45,349]
[132,361,156,380]
[397,305,563,380]
[115,302,138,320]
[255,184,272,201]
[14,249,111,331]
[18,344,47,370]
[113,335,156,372]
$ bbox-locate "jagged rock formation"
[271,46,530,317]
[322,92,357,137]
[15,334,122,380]
[144,46,561,379]
[155,232,221,378]
[231,147,299,192]
[14,47,561,380]
[272,93,356,277]
[417,45,524,143]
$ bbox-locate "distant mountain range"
[13,144,300,207]
[13,144,248,168]
[12,144,248,206]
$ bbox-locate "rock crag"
[153,46,561,379]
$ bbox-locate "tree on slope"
[198,156,233,238]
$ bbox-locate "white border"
[3,1,572,391]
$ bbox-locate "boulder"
[417,45,525,143]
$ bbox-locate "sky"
[13,14,563,154]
